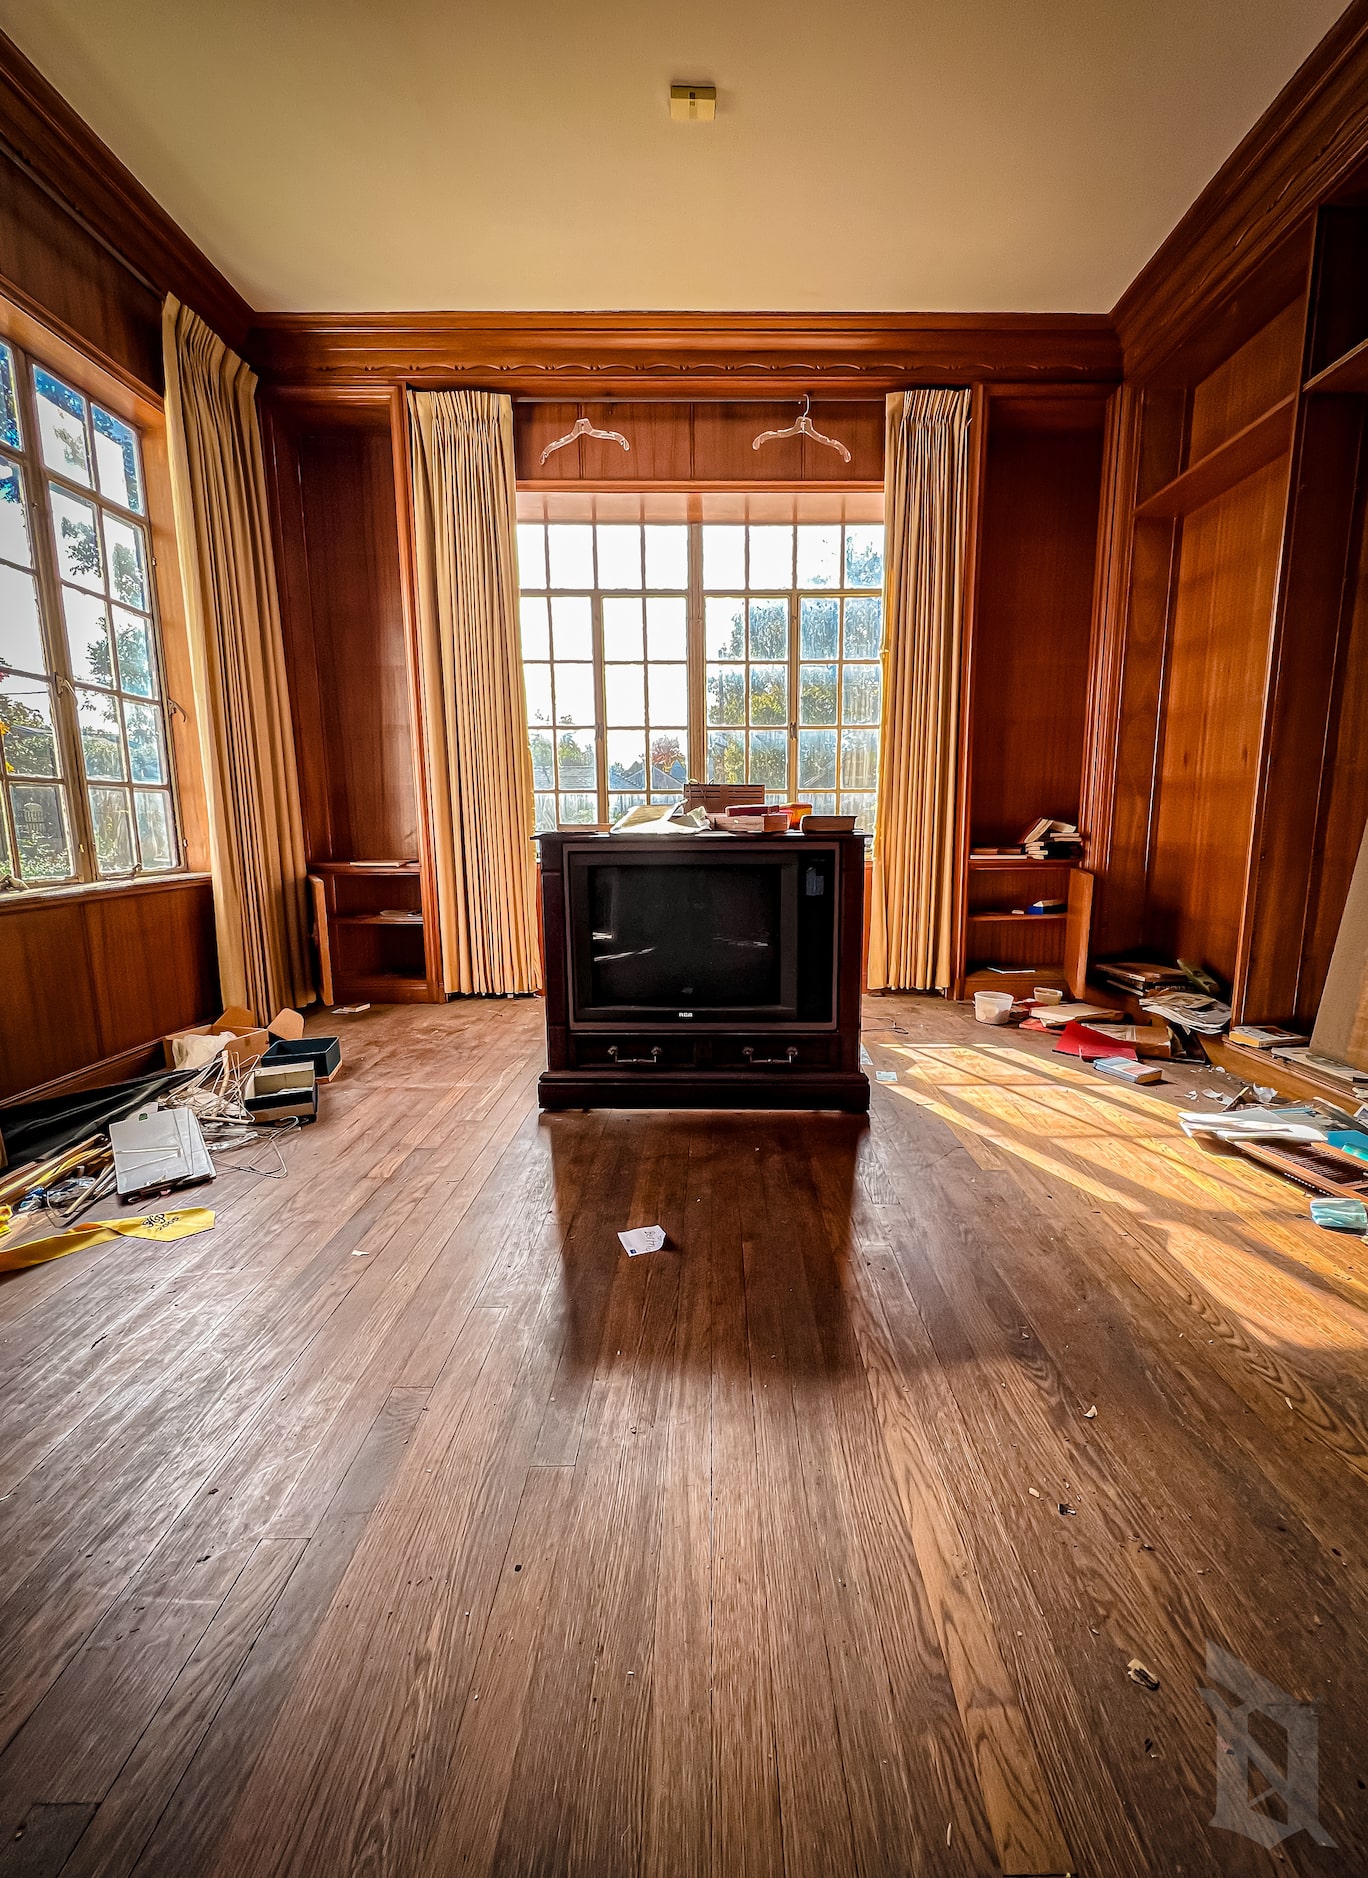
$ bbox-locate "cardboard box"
[164,1005,306,1072]
[261,1034,341,1081]
[244,1061,318,1124]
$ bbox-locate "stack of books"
[1021,817,1084,860]
[1093,959,1192,995]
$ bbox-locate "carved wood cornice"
[0,27,252,350]
[247,311,1121,394]
[1113,0,1368,381]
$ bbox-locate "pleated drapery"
[867,388,973,991]
[407,390,541,995]
[162,297,313,1016]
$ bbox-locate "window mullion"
[16,345,94,882]
[686,522,704,785]
[591,589,607,826]
[788,580,799,801]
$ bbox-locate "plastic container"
[974,991,1015,1025]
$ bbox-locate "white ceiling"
[1,0,1347,314]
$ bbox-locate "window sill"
[0,870,211,915]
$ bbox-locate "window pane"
[523,661,552,725]
[843,596,882,659]
[34,368,91,485]
[516,522,546,590]
[842,728,880,790]
[104,515,148,610]
[133,788,174,867]
[0,564,46,673]
[0,459,31,566]
[78,688,125,779]
[748,663,787,726]
[92,407,144,513]
[550,594,591,660]
[601,596,643,661]
[647,662,687,724]
[0,791,9,877]
[547,523,593,588]
[558,792,598,825]
[50,487,102,588]
[650,731,686,791]
[0,343,19,450]
[748,525,793,589]
[127,701,165,782]
[11,783,73,879]
[748,599,787,661]
[705,596,745,660]
[799,663,837,725]
[748,730,788,790]
[706,728,745,783]
[799,597,839,659]
[644,524,687,589]
[595,524,641,590]
[706,665,745,725]
[608,791,646,824]
[1,677,61,775]
[533,792,557,833]
[519,594,550,661]
[134,789,175,868]
[798,728,837,791]
[805,792,838,818]
[606,730,646,791]
[842,664,882,725]
[796,525,840,589]
[646,595,686,659]
[64,588,114,687]
[702,524,744,590]
[528,728,554,788]
[552,662,595,724]
[112,610,156,697]
[90,784,135,873]
[604,662,644,726]
[845,526,884,589]
[555,729,596,790]
[841,792,877,835]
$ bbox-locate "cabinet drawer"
[570,1033,697,1070]
[709,1035,839,1070]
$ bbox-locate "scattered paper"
[1084,1405,1097,1419]
[618,1226,667,1257]
[331,1003,371,1015]
[875,1070,898,1084]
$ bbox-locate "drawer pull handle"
[608,1045,662,1068]
[742,1046,799,1068]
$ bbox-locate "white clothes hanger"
[752,395,852,463]
[539,414,631,465]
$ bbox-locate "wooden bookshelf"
[1133,394,1296,519]
[1303,334,1368,396]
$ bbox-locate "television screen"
[587,862,785,1009]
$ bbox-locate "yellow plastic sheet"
[0,1207,215,1274]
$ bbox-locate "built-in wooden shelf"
[1304,335,1368,396]
[968,911,1066,924]
[1134,395,1297,520]
[310,860,421,877]
[967,854,1075,871]
[335,914,424,928]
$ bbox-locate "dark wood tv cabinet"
[536,830,869,1111]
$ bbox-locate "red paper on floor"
[1053,1021,1138,1062]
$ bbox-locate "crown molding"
[1113,0,1368,381]
[247,310,1121,394]
[0,27,252,351]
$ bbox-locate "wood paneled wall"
[515,400,884,486]
[967,395,1107,846]
[0,878,217,1103]
[265,399,420,865]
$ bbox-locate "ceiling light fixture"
[669,83,716,122]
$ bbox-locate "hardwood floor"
[0,995,1363,1876]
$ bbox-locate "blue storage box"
[261,1034,341,1081]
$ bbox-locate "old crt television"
[565,845,838,1027]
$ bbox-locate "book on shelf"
[1094,959,1191,993]
[1267,1046,1368,1084]
[1228,1024,1309,1051]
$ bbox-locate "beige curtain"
[162,297,313,1016]
[407,390,541,995]
[867,388,973,991]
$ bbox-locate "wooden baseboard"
[0,1039,169,1110]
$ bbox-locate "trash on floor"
[1309,1196,1368,1233]
[1127,1659,1161,1691]
[331,1003,371,1014]
[1093,1057,1164,1085]
[0,1205,215,1275]
[618,1225,667,1256]
[110,1105,214,1202]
